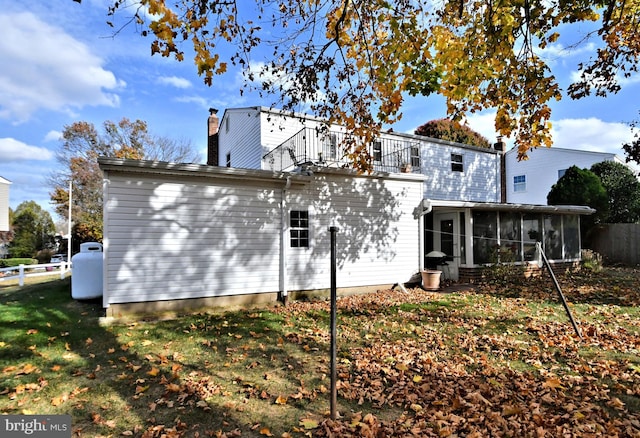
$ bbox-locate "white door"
[435,213,460,280]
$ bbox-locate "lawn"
[1,267,639,437]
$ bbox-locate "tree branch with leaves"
[99,0,639,169]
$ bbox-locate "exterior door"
[436,213,460,280]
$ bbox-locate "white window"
[410,145,420,168]
[372,141,382,162]
[290,210,309,248]
[513,175,526,192]
[451,153,463,172]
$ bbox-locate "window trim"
[290,209,310,248]
[372,141,382,162]
[451,153,464,172]
[513,174,526,192]
[410,145,420,168]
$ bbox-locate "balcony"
[262,127,422,174]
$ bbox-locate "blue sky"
[1,0,638,224]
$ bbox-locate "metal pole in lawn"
[535,242,583,340]
[329,226,339,420]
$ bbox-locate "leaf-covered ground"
[1,268,639,437]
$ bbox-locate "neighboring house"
[0,176,10,232]
[98,107,594,315]
[505,146,639,205]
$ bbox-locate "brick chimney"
[207,108,219,166]
[493,136,507,203]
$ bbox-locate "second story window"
[226,152,231,167]
[410,146,420,168]
[290,210,309,248]
[558,169,567,179]
[451,153,464,172]
[372,141,382,162]
[514,175,526,192]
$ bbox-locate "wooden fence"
[591,224,640,266]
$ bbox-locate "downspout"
[279,176,292,304]
[413,199,433,272]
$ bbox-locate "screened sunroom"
[414,200,595,281]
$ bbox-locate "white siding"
[286,172,422,290]
[218,107,502,204]
[505,147,631,205]
[103,172,285,305]
[218,107,328,170]
[419,141,500,203]
[218,107,263,169]
[101,161,424,306]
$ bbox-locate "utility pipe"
[279,176,292,303]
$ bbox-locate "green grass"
[1,269,640,437]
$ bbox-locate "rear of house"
[99,158,424,316]
[214,106,504,203]
[98,108,597,314]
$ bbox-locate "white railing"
[0,262,72,287]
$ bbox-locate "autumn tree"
[49,118,200,245]
[98,0,640,169]
[414,119,491,148]
[8,201,55,258]
[590,160,640,223]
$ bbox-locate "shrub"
[581,249,603,272]
[0,258,39,268]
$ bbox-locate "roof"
[97,158,426,185]
[0,176,11,184]
[415,199,595,217]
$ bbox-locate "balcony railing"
[262,127,422,174]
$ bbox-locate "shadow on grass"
[0,278,336,437]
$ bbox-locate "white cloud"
[44,130,63,142]
[463,112,633,156]
[539,42,596,65]
[157,76,192,89]
[550,117,632,154]
[0,138,54,162]
[0,11,125,123]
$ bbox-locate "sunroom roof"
[416,199,595,217]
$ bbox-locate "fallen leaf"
[299,418,319,430]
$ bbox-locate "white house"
[99,159,425,316]
[0,175,10,232]
[209,107,592,281]
[98,107,594,315]
[212,106,504,203]
[505,146,639,205]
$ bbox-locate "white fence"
[0,262,72,287]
